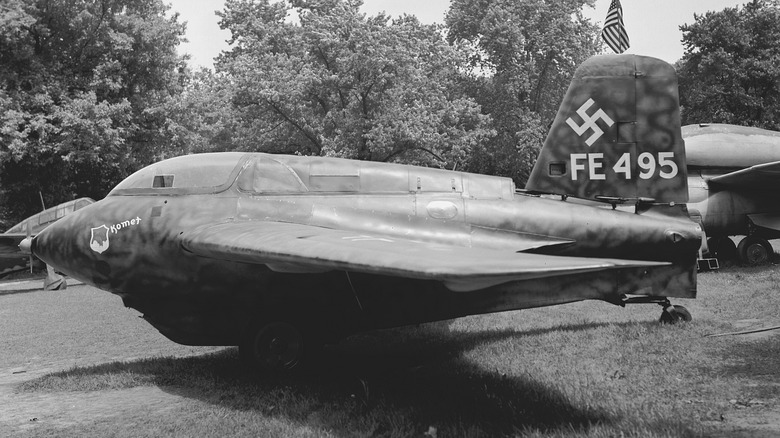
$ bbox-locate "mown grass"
[15,265,780,437]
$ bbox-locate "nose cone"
[33,221,66,271]
[32,208,90,281]
[18,236,33,255]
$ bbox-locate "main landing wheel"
[659,305,692,324]
[240,321,304,372]
[737,236,773,266]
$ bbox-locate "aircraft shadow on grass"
[19,320,688,436]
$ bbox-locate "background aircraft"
[24,54,701,371]
[684,124,780,265]
[1,198,94,287]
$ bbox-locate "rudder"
[526,54,688,204]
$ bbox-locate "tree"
[0,0,186,225]
[446,0,600,184]
[208,0,491,168]
[677,0,780,130]
[162,68,241,156]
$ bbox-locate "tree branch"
[266,100,322,155]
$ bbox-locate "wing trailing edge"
[707,161,780,190]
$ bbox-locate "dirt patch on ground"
[706,408,780,438]
[0,282,223,436]
[1,381,186,434]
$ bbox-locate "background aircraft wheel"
[737,236,773,266]
[659,305,692,324]
[239,320,304,372]
[707,236,737,262]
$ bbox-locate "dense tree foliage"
[677,0,780,130]
[0,0,186,226]
[1,0,606,225]
[446,0,600,183]
[185,0,492,169]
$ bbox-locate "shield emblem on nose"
[90,225,110,254]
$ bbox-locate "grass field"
[2,265,779,437]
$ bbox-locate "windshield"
[110,153,246,194]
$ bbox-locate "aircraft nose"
[18,236,33,255]
[33,224,62,270]
[32,211,85,279]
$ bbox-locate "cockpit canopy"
[110,152,515,200]
[110,153,246,195]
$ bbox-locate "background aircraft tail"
[526,54,688,205]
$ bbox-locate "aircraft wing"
[746,213,780,234]
[707,160,780,190]
[180,221,668,292]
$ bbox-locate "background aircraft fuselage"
[688,179,778,238]
[684,124,780,263]
[0,198,94,278]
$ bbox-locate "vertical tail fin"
[526,54,688,204]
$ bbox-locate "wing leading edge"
[180,221,668,292]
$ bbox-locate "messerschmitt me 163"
[683,123,780,265]
[22,54,701,371]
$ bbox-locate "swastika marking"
[566,98,615,147]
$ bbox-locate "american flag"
[602,0,629,54]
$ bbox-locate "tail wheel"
[240,321,304,372]
[737,236,773,266]
[659,305,692,324]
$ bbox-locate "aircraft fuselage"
[32,153,699,346]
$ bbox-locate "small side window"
[153,175,175,188]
